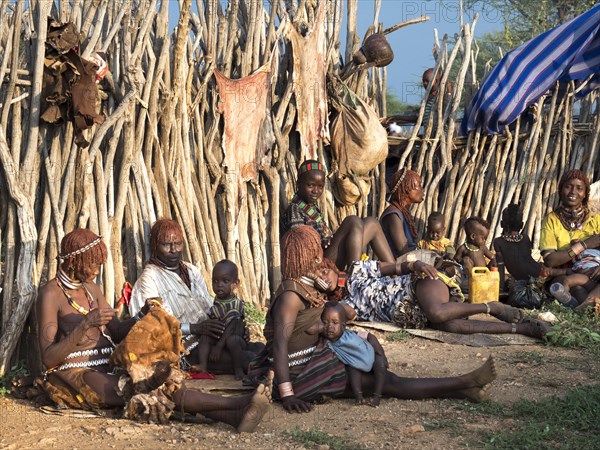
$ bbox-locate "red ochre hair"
[60,229,107,281]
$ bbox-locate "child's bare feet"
[352,391,365,405]
[190,364,209,373]
[367,394,381,407]
[237,371,273,433]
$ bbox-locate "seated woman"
[380,168,422,258]
[540,170,600,310]
[281,160,394,270]
[130,218,263,373]
[248,225,499,413]
[37,229,271,432]
[316,242,551,339]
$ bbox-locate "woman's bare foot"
[456,357,496,403]
[575,296,600,314]
[237,370,273,433]
[517,317,552,339]
[458,384,492,403]
[488,303,523,323]
[463,356,497,388]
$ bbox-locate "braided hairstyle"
[281,225,323,279]
[558,170,590,207]
[60,229,108,282]
[388,168,421,240]
[150,218,184,257]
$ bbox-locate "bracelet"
[395,261,403,275]
[581,240,587,250]
[279,381,294,398]
[407,261,416,272]
[568,242,585,261]
[134,310,145,322]
[181,322,191,335]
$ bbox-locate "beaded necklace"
[56,268,95,314]
[463,241,480,252]
[555,206,588,231]
[56,269,116,348]
[501,233,523,243]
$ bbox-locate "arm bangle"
[279,381,295,398]
[181,322,191,335]
[134,310,145,322]
[569,242,585,261]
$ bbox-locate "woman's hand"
[140,297,163,316]
[414,261,438,279]
[282,395,312,413]
[82,308,115,331]
[585,234,600,250]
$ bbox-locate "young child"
[196,260,247,379]
[548,248,599,309]
[417,212,456,257]
[318,302,388,407]
[281,159,395,270]
[455,216,496,271]
[493,204,566,308]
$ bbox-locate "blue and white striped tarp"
[462,4,600,135]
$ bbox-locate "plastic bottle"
[549,283,578,308]
[469,267,500,304]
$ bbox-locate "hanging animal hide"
[214,65,274,193]
[40,19,105,148]
[289,1,329,160]
[214,50,276,256]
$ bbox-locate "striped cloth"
[462,4,600,135]
[129,262,213,324]
[246,342,348,402]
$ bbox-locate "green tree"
[466,0,597,43]
[386,89,418,116]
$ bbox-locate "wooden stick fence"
[0,1,598,376]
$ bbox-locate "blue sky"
[359,1,504,103]
[170,1,504,102]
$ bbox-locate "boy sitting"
[455,216,496,272]
[195,260,248,379]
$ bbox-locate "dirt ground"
[1,324,599,450]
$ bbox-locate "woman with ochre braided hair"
[540,170,600,310]
[281,159,394,270]
[380,168,423,258]
[248,225,499,413]
[37,228,271,432]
